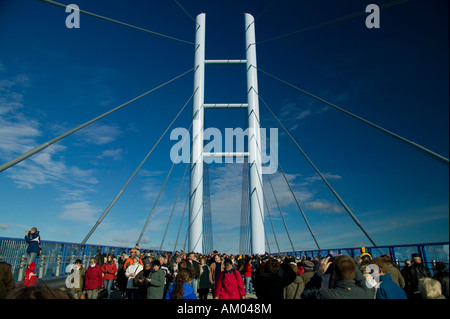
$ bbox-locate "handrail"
[0,236,171,282]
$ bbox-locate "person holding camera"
[24,227,41,265]
[301,255,376,299]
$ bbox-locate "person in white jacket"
[125,256,143,299]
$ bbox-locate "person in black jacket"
[432,262,449,299]
[253,258,296,300]
[403,253,432,299]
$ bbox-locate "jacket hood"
[28,262,36,271]
[183,283,195,296]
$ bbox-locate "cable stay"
[174,191,189,252]
[203,162,214,254]
[160,163,189,251]
[256,0,412,45]
[262,178,281,253]
[254,0,277,22]
[183,219,189,252]
[82,92,195,244]
[0,68,194,173]
[250,98,321,250]
[265,173,296,252]
[38,0,195,45]
[258,92,378,247]
[264,228,272,255]
[257,67,449,166]
[137,120,193,245]
[239,158,251,255]
[173,0,198,25]
[266,144,321,250]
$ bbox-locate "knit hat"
[304,260,314,270]
[143,259,152,266]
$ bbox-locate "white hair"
[419,278,442,299]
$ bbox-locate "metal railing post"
[82,255,89,269]
[55,255,62,277]
[38,255,45,278]
[18,254,27,282]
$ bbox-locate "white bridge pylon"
[189,13,265,254]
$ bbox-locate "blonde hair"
[419,278,442,299]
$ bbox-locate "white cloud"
[305,200,344,214]
[307,172,342,182]
[0,70,99,192]
[59,201,101,223]
[4,144,99,190]
[273,98,330,131]
[74,123,122,145]
[96,148,124,161]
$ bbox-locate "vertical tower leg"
[189,13,206,253]
[245,13,265,255]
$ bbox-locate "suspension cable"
[39,0,195,45]
[257,67,449,166]
[258,93,378,247]
[82,91,194,244]
[0,68,194,173]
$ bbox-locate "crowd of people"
[55,245,450,299]
[1,237,449,300]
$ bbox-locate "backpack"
[221,269,238,285]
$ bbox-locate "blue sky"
[0,0,448,254]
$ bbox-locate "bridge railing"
[281,241,449,275]
[0,237,170,282]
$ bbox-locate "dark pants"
[127,288,139,299]
[198,288,209,299]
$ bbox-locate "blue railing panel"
[2,236,448,283]
[0,237,171,282]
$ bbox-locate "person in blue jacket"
[166,268,197,299]
[25,227,41,265]
[370,257,407,299]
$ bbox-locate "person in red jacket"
[23,262,37,287]
[102,253,117,299]
[214,258,245,299]
[85,257,103,299]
